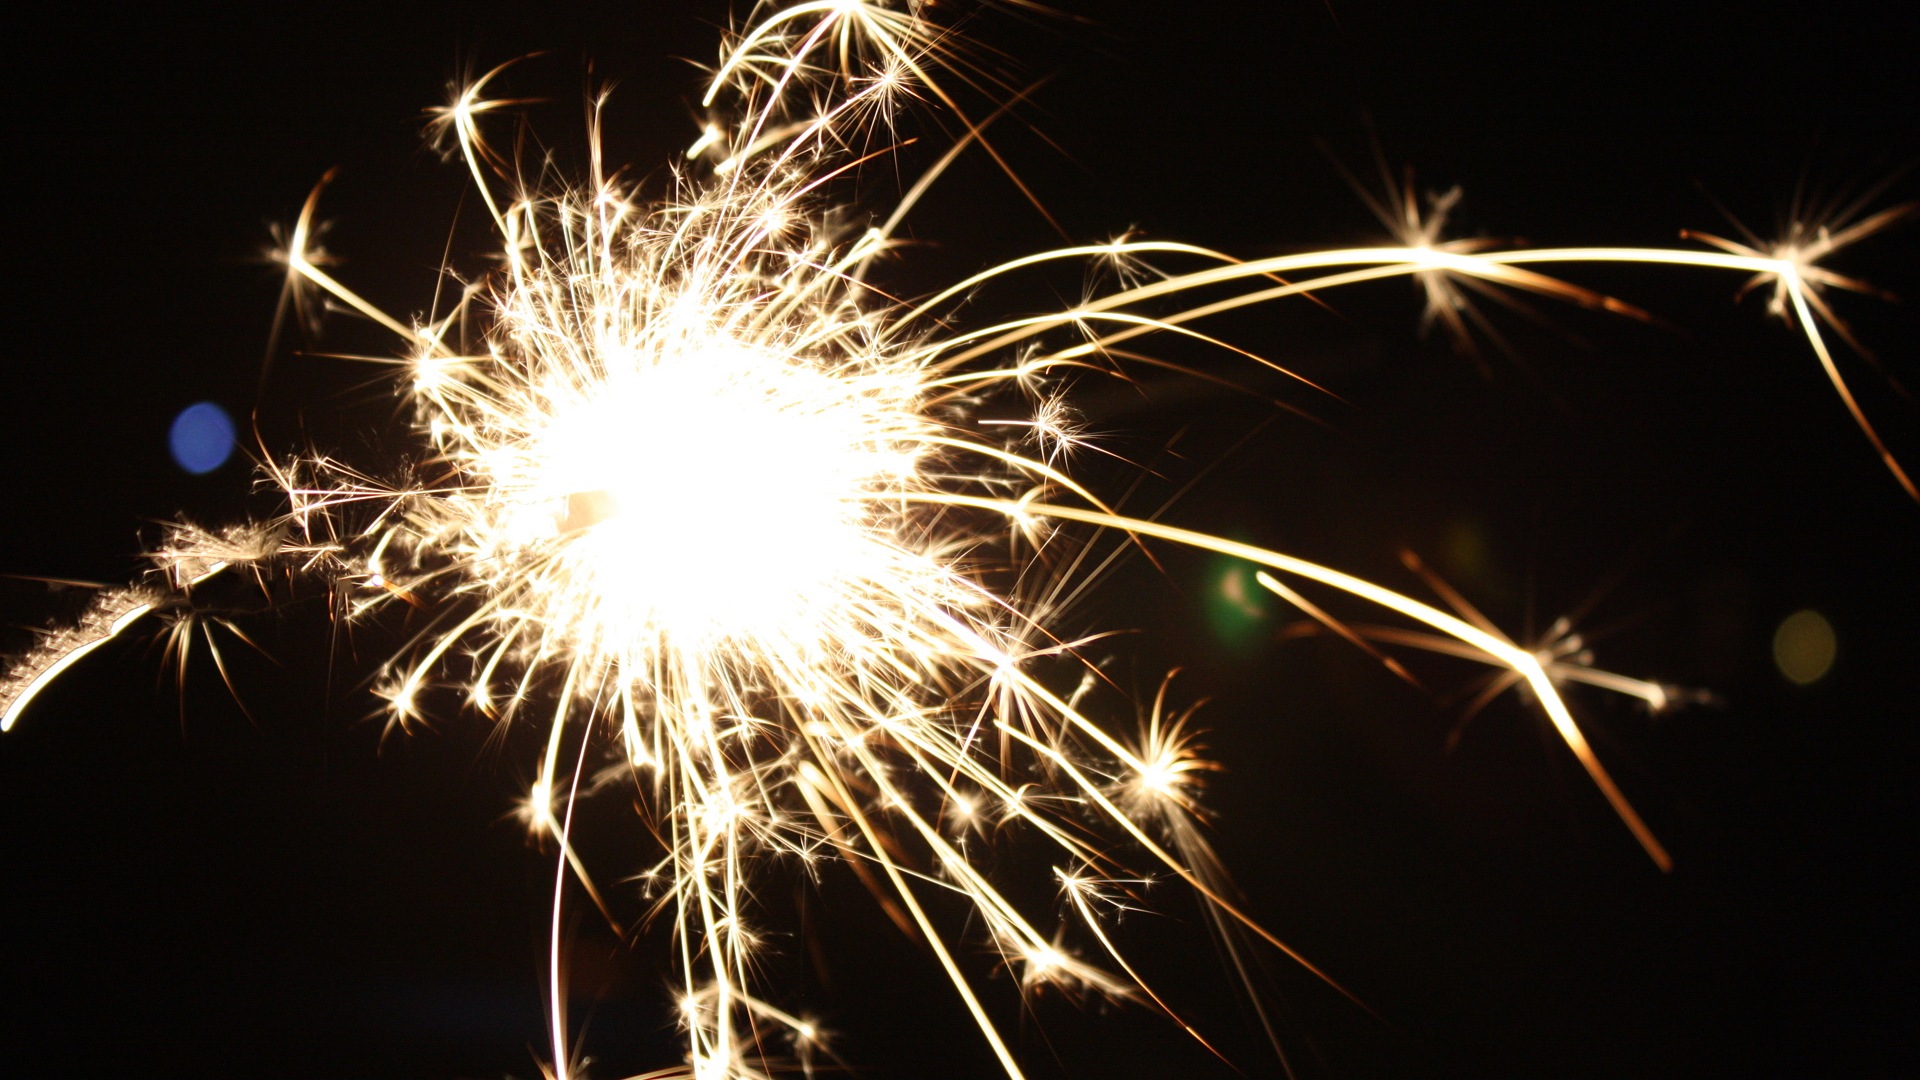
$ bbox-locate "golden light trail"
[2,3,1911,1077]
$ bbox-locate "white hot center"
[517,340,911,648]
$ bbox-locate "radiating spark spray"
[3,3,1913,1077]
[1262,550,1720,750]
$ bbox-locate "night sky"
[3,2,1917,1077]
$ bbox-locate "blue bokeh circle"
[169,402,236,475]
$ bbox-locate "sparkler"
[3,3,1912,1078]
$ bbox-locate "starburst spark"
[3,3,1913,1078]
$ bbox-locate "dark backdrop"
[3,2,1916,1077]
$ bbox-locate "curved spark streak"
[911,496,1673,869]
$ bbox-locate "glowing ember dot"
[1137,761,1178,797]
[1027,946,1063,971]
[1773,609,1837,686]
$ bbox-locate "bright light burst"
[3,3,1913,1078]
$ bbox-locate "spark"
[3,3,1913,1078]
[1684,197,1919,499]
[1262,549,1718,752]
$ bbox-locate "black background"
[3,2,1917,1077]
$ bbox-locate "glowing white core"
[507,339,911,647]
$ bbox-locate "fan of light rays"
[2,3,1912,1079]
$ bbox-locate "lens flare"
[1773,609,1838,686]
